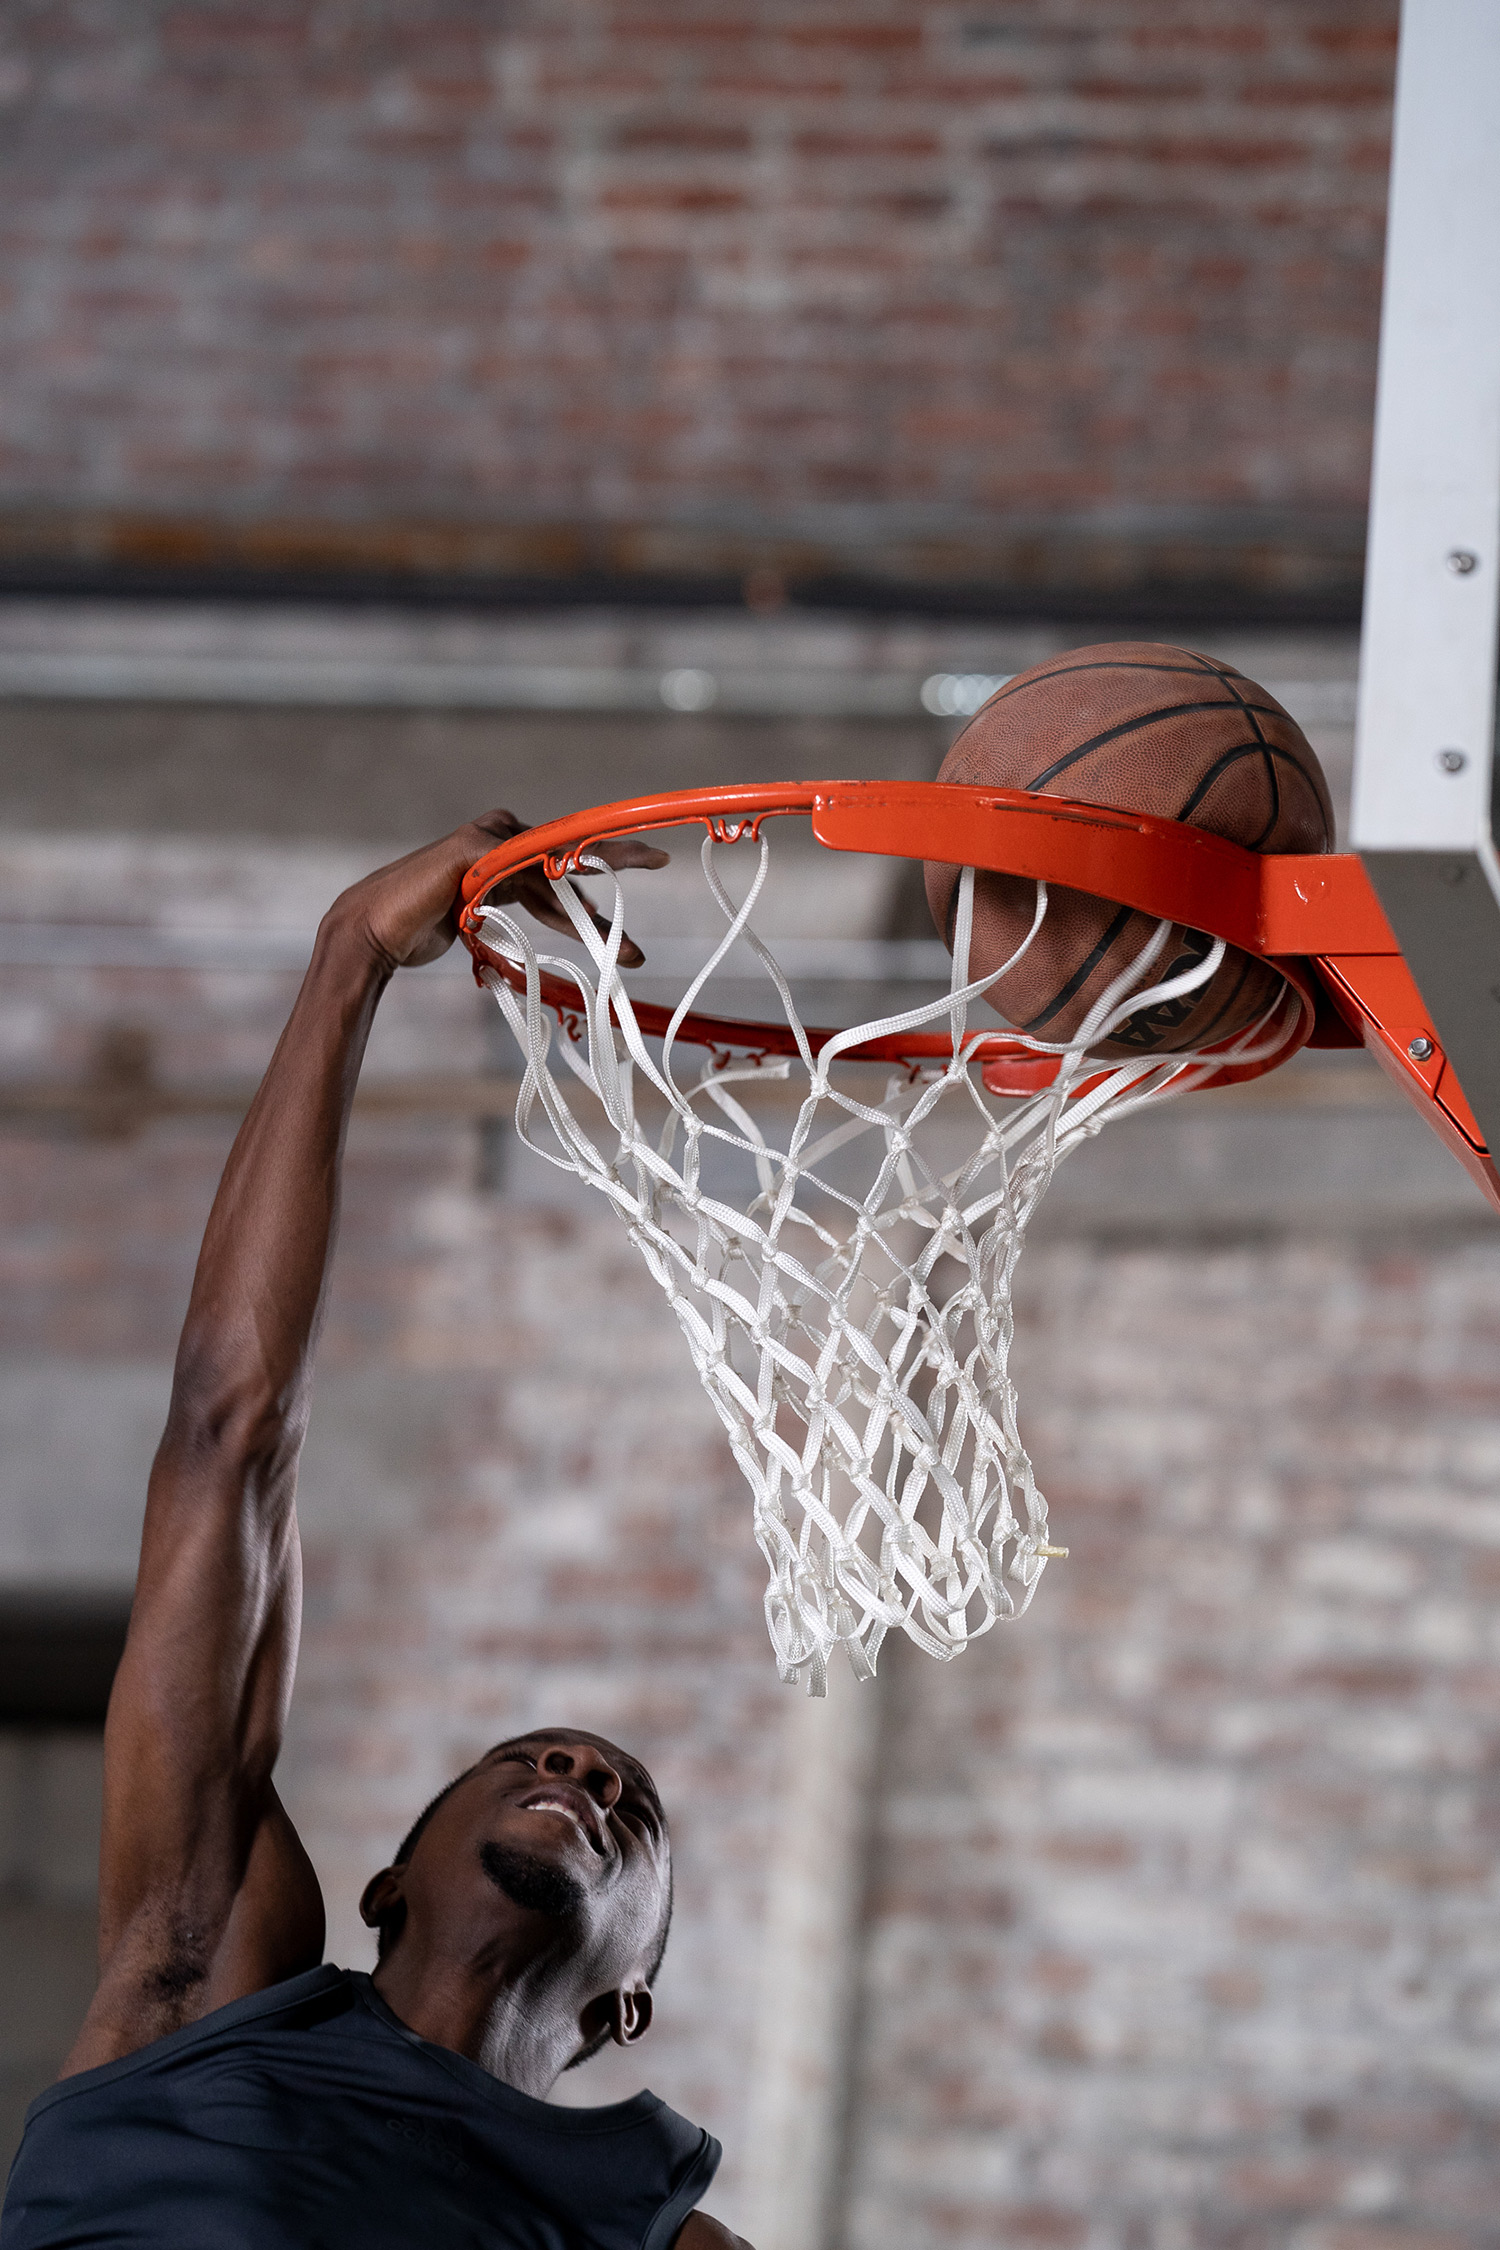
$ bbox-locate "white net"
[470,827,1301,1692]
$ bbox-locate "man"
[2,815,748,2250]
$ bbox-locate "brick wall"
[851,1236,1500,2250]
[0,1,1396,603]
[6,684,1500,2246]
[8,1013,1500,2244]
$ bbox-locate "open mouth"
[517,1786,607,1855]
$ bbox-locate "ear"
[359,1865,405,1932]
[579,1982,655,2054]
[614,1983,653,2048]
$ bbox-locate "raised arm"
[64,811,610,2074]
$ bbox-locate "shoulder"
[675,2216,754,2250]
[58,1962,349,2087]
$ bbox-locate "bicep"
[68,1787,323,2075]
[85,1437,323,2062]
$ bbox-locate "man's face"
[401,1728,670,1996]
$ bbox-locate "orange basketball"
[924,641,1334,1059]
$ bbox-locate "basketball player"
[1,814,750,2250]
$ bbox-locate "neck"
[372,1938,583,2097]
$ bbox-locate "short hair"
[391,1768,475,1876]
[376,1746,674,2031]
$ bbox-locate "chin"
[479,1839,588,1919]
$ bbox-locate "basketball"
[924,641,1335,1058]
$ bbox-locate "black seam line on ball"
[998,657,1259,702]
[1020,900,1137,1032]
[1188,648,1331,852]
[990,658,1248,709]
[954,657,1248,754]
[1023,700,1287,792]
[1178,729,1331,850]
[1194,652,1284,848]
[1271,740,1332,851]
[1175,739,1315,846]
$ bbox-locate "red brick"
[611,122,754,153]
[0,0,1395,583]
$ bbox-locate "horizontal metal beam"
[0,1060,1408,1137]
[0,1073,527,1130]
[0,649,937,719]
[0,605,1357,721]
[0,922,953,981]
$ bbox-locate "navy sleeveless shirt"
[0,1966,720,2250]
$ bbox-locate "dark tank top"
[0,1966,720,2250]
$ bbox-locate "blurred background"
[5,6,1499,2248]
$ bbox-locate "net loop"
[472,826,1303,1690]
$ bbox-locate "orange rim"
[459,781,1343,1091]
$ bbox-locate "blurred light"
[660,666,718,711]
[920,671,1011,718]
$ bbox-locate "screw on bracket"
[1447,549,1480,574]
[1408,1036,1435,1062]
[1437,749,1469,773]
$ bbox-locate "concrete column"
[739,1664,883,2250]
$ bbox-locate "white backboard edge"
[1352,0,1500,1148]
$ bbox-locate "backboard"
[1352,0,1500,1152]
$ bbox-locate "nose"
[539,1740,622,1810]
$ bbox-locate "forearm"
[89,815,546,2031]
[163,910,388,1468]
[90,914,387,1995]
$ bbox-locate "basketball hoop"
[457,780,1496,1689]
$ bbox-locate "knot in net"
[470,830,1301,1692]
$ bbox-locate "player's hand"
[471,814,671,970]
[328,810,669,973]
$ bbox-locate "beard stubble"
[479,1839,588,1920]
